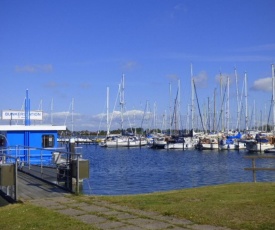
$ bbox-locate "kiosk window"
[42,135,54,148]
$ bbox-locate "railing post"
[40,149,43,175]
[28,146,31,170]
[14,158,18,201]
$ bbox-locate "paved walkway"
[28,196,232,230]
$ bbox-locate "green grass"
[0,202,98,230]
[1,183,275,230]
[78,183,275,230]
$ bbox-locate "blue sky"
[1,0,275,131]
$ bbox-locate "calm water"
[79,145,275,195]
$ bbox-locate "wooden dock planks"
[18,171,70,201]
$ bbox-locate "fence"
[244,155,275,182]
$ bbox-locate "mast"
[172,89,179,135]
[177,78,181,132]
[219,72,224,132]
[193,79,206,133]
[207,97,210,132]
[161,111,166,133]
[107,87,110,135]
[213,88,216,132]
[119,74,125,131]
[169,82,172,135]
[244,72,248,131]
[191,64,194,131]
[186,104,190,132]
[71,98,74,133]
[235,67,240,130]
[153,102,157,132]
[272,64,275,132]
[254,100,256,130]
[227,76,230,133]
[25,89,31,126]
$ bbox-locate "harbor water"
[80,145,275,195]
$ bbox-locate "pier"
[0,144,89,202]
[17,171,70,201]
[0,169,71,203]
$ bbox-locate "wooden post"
[76,156,79,195]
[252,158,256,182]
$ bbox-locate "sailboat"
[164,79,198,149]
[100,75,147,148]
[245,65,275,152]
[191,75,220,150]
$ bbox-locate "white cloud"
[44,81,69,88]
[122,61,138,71]
[161,52,274,63]
[0,109,154,132]
[15,64,53,73]
[193,71,208,88]
[251,77,272,92]
[166,74,179,82]
[236,43,275,52]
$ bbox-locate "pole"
[272,64,275,132]
[245,72,248,131]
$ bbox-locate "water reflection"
[80,145,275,195]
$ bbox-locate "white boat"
[264,148,275,153]
[245,140,275,152]
[148,136,167,149]
[234,140,247,150]
[100,135,147,147]
[219,132,243,150]
[165,137,198,149]
[100,75,148,148]
[245,133,275,152]
[195,136,219,150]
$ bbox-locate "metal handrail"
[0,145,86,201]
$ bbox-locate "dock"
[0,170,70,204]
[17,171,70,201]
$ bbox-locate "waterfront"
[80,145,275,195]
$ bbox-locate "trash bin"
[0,164,15,186]
[71,159,89,179]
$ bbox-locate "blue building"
[0,90,66,164]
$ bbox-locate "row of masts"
[104,64,275,135]
[56,63,274,135]
[187,64,275,134]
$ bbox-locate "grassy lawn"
[80,183,275,230]
[0,202,98,230]
[1,183,274,230]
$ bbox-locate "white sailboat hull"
[197,143,219,150]
[101,136,147,148]
[245,141,274,152]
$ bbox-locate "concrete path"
[28,196,232,230]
